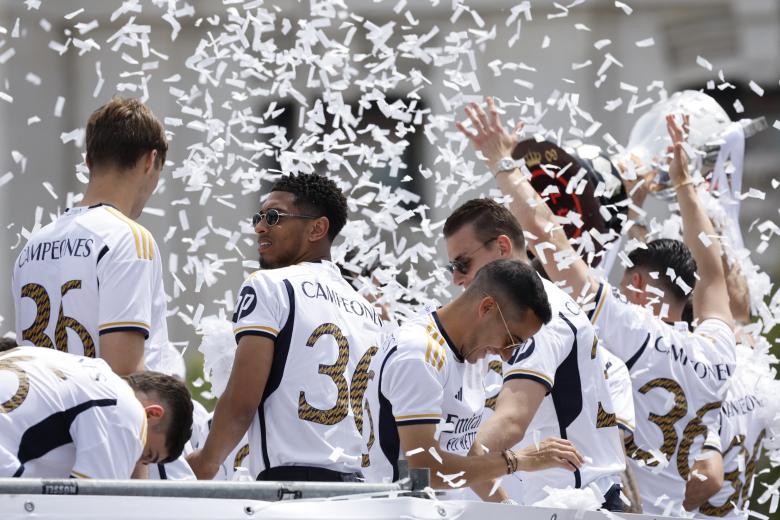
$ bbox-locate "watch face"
[498,158,515,171]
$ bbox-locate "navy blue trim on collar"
[431,310,463,362]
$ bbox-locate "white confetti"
[696,55,713,71]
[0,171,13,187]
[614,1,633,15]
[53,96,65,117]
[635,37,654,47]
[0,47,15,64]
[749,80,764,96]
[64,8,84,20]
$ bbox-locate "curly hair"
[124,371,193,463]
[270,173,348,242]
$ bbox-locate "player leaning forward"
[440,199,627,509]
[12,97,171,376]
[362,259,586,489]
[0,347,192,479]
[458,97,737,515]
[189,173,384,482]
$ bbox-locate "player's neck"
[434,303,465,356]
[294,246,331,265]
[650,298,684,324]
[79,171,139,219]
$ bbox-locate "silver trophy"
[615,90,766,200]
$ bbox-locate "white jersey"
[602,348,636,437]
[501,278,625,505]
[696,343,772,520]
[589,282,736,516]
[11,204,170,372]
[232,261,383,477]
[0,347,146,479]
[362,312,486,483]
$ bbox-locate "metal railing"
[0,462,431,502]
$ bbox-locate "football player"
[11,97,171,376]
[442,199,626,509]
[188,173,384,482]
[361,259,585,489]
[0,347,192,479]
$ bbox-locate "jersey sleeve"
[96,229,156,339]
[69,405,144,479]
[702,411,728,453]
[691,319,737,382]
[602,349,636,435]
[502,316,570,393]
[588,282,657,364]
[231,272,289,343]
[381,332,446,426]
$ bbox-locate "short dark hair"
[627,238,697,303]
[86,97,168,171]
[468,259,552,324]
[0,338,18,352]
[124,372,193,463]
[270,173,348,242]
[444,199,526,252]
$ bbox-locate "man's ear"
[308,216,330,242]
[496,234,513,257]
[145,404,165,424]
[143,150,157,175]
[477,295,495,318]
[631,270,644,291]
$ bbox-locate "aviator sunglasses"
[445,237,498,275]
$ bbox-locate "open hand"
[514,437,585,473]
[456,97,523,171]
[666,113,691,187]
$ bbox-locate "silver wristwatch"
[494,157,517,174]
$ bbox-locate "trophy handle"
[701,116,767,169]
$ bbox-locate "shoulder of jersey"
[395,320,448,372]
[97,206,157,261]
[243,264,305,286]
[540,277,571,309]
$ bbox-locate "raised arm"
[666,115,733,328]
[456,97,598,300]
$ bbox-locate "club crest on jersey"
[508,337,536,365]
[232,286,257,323]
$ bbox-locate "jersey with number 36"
[11,204,169,371]
[589,283,736,516]
[231,261,384,477]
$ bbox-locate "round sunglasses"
[252,208,319,227]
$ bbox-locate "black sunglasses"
[445,237,498,275]
[252,208,319,227]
